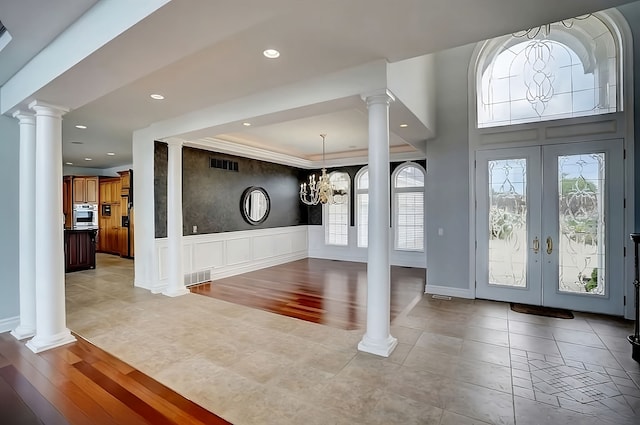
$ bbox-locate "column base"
[10,325,36,341]
[162,287,190,297]
[358,333,398,357]
[26,330,76,353]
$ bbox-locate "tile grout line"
[507,311,518,425]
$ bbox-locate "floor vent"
[184,269,212,286]
[432,294,452,300]
[210,157,239,172]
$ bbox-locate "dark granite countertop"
[64,226,99,232]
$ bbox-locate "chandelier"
[513,14,591,39]
[299,134,346,206]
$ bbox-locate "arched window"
[393,163,425,251]
[324,172,350,246]
[476,14,620,128]
[355,167,369,248]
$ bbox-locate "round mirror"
[241,186,270,225]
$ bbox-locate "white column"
[10,111,37,340]
[163,138,189,297]
[358,90,397,357]
[25,101,75,353]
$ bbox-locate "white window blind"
[356,168,369,248]
[393,163,425,251]
[325,172,350,246]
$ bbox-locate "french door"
[475,140,624,315]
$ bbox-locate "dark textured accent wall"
[154,142,308,237]
[154,142,168,238]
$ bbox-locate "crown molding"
[186,137,425,169]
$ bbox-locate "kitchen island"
[64,227,97,272]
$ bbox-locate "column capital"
[28,100,70,118]
[361,89,395,107]
[12,110,36,124]
[165,137,185,148]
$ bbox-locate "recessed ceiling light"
[65,162,73,165]
[75,125,87,129]
[263,49,280,59]
[107,152,115,156]
[399,124,408,128]
[71,141,84,144]
[242,122,251,127]
[150,93,165,100]
[84,158,92,161]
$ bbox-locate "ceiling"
[0,0,636,170]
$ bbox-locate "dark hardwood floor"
[0,333,231,425]
[190,258,426,330]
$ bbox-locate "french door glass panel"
[476,140,623,315]
[541,140,623,315]
[476,147,542,306]
[488,158,528,287]
[557,153,606,295]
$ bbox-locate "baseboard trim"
[0,316,20,334]
[210,252,307,281]
[425,284,474,300]
[134,279,167,294]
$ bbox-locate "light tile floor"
[65,254,640,425]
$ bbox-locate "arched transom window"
[477,14,620,128]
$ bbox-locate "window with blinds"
[324,172,350,246]
[355,167,369,248]
[393,163,425,251]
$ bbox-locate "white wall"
[425,44,476,298]
[388,54,436,136]
[0,115,20,331]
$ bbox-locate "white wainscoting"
[307,225,427,268]
[154,226,308,291]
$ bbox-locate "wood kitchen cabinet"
[97,172,133,258]
[98,177,121,255]
[72,176,99,203]
[62,176,73,228]
[64,228,97,272]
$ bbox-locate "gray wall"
[155,142,308,237]
[618,3,640,230]
[425,44,475,289]
[0,115,20,323]
[424,5,640,290]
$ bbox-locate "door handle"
[532,237,540,254]
[546,236,553,254]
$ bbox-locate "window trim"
[392,162,425,252]
[355,166,369,248]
